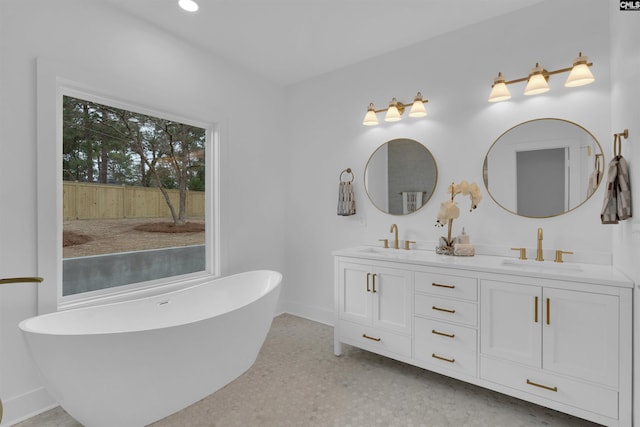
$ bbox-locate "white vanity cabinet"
[480,279,623,420]
[335,260,413,359]
[333,247,633,427]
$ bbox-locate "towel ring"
[340,168,354,183]
[613,129,629,157]
[595,153,604,170]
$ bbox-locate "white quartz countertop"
[333,246,633,288]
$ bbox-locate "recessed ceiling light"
[178,0,199,12]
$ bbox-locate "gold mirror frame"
[364,138,438,216]
[483,118,604,218]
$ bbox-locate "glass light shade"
[488,82,511,102]
[408,100,427,117]
[362,105,379,126]
[565,63,594,87]
[179,0,199,12]
[524,65,549,95]
[384,102,402,122]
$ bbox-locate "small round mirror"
[364,138,438,215]
[483,118,604,218]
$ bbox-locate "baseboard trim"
[1,387,56,426]
[280,300,334,326]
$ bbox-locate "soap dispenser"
[454,228,475,256]
[457,228,470,244]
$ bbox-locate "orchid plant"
[435,180,482,248]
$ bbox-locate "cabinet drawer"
[415,294,477,327]
[480,356,618,419]
[339,320,411,358]
[415,317,477,377]
[415,272,477,301]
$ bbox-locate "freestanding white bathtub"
[19,270,282,427]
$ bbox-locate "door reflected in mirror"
[365,138,437,215]
[483,118,603,218]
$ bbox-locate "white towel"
[402,191,423,214]
[337,182,356,216]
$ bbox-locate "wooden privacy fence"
[63,181,205,220]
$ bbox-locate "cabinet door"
[338,262,372,325]
[480,280,541,368]
[542,288,619,387]
[372,266,412,334]
[372,268,413,334]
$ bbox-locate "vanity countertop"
[333,246,633,288]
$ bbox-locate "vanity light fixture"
[488,73,511,102]
[362,92,428,126]
[385,98,402,122]
[565,53,595,87]
[523,63,550,96]
[178,0,199,12]
[488,52,594,102]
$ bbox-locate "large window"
[61,95,211,297]
[36,63,219,311]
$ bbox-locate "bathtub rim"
[19,269,282,336]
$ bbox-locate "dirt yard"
[63,218,205,258]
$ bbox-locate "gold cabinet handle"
[432,282,455,289]
[534,296,539,323]
[372,274,377,293]
[546,298,550,325]
[362,333,381,342]
[432,353,455,363]
[526,379,557,392]
[431,329,455,338]
[0,277,44,285]
[432,305,456,314]
[366,273,371,292]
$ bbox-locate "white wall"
[0,0,287,424]
[282,0,613,324]
[1,0,630,424]
[610,1,640,420]
[611,0,640,292]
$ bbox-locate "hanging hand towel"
[337,181,356,216]
[587,168,600,198]
[402,191,422,214]
[601,155,632,224]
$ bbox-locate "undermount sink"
[354,246,435,261]
[357,247,413,258]
[501,258,583,272]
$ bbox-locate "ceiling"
[100,0,542,86]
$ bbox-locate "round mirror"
[483,118,604,218]
[364,138,438,215]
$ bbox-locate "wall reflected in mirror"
[365,138,437,215]
[483,118,603,218]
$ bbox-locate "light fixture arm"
[369,100,429,114]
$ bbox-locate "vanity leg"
[334,338,343,356]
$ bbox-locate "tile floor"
[17,314,600,426]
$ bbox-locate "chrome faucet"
[390,223,399,249]
[536,227,544,261]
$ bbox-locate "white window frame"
[36,59,220,313]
